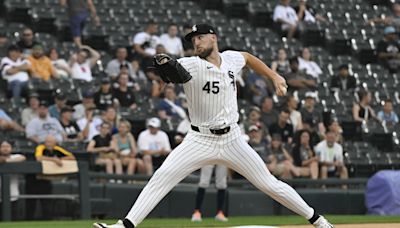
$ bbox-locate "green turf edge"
[1,215,400,228]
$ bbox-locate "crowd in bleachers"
[1,0,400,187]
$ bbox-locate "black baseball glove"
[152,54,192,84]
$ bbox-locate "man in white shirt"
[77,104,102,141]
[273,0,299,39]
[0,45,30,98]
[69,45,100,82]
[137,117,171,175]
[105,47,136,80]
[314,131,348,182]
[160,23,184,57]
[25,100,66,143]
[133,22,161,57]
[132,21,161,68]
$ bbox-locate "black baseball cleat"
[93,220,126,228]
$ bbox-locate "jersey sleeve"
[177,57,198,79]
[224,50,246,74]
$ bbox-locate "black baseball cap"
[39,100,49,107]
[55,92,67,100]
[101,77,111,84]
[60,106,75,114]
[184,24,217,42]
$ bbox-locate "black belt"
[191,125,231,135]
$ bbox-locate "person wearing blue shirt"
[0,108,24,132]
[157,86,186,121]
[377,99,399,128]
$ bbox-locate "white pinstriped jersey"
[178,50,246,129]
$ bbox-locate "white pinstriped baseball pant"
[126,124,314,226]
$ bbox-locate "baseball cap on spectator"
[101,77,111,84]
[148,117,161,128]
[384,26,396,35]
[338,64,348,70]
[60,106,75,114]
[82,90,94,98]
[28,92,40,98]
[184,24,217,42]
[305,91,317,99]
[39,100,49,107]
[249,106,261,113]
[7,44,22,53]
[55,92,67,100]
[248,125,259,132]
[271,134,282,141]
[32,43,44,50]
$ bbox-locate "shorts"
[69,11,88,37]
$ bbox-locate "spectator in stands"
[267,134,299,179]
[243,106,270,141]
[271,48,290,75]
[157,85,186,121]
[0,45,30,98]
[368,3,400,29]
[300,91,325,134]
[260,97,279,128]
[49,92,68,119]
[131,59,148,84]
[132,21,161,68]
[377,26,400,73]
[102,106,119,134]
[181,24,195,57]
[27,43,57,81]
[160,23,184,57]
[352,90,379,123]
[48,48,71,78]
[111,120,142,176]
[291,130,319,179]
[21,93,40,126]
[247,125,269,164]
[0,32,9,57]
[69,45,100,82]
[294,0,326,24]
[0,108,24,132]
[26,100,66,143]
[148,69,166,98]
[73,90,96,120]
[286,57,316,93]
[16,27,39,55]
[377,99,399,128]
[59,106,83,141]
[113,72,137,110]
[285,95,303,131]
[105,47,135,80]
[298,47,322,79]
[273,0,298,39]
[137,117,171,175]
[87,122,122,178]
[329,64,356,92]
[245,71,271,106]
[26,134,75,220]
[328,119,344,144]
[35,135,76,163]
[94,77,115,111]
[60,0,100,47]
[0,140,26,219]
[269,108,294,144]
[314,131,348,185]
[77,104,102,141]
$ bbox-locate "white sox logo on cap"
[192,25,197,32]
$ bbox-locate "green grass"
[1,215,400,227]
